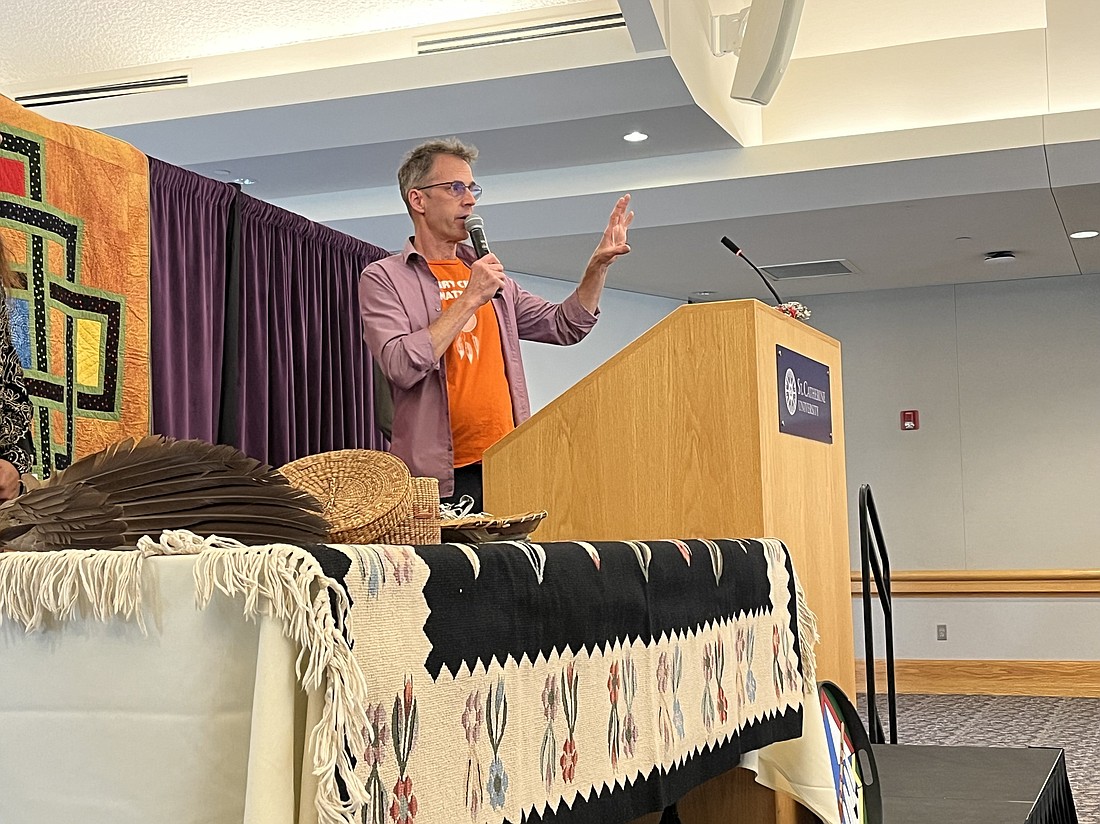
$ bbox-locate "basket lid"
[439,510,547,543]
[438,510,546,530]
[280,449,411,538]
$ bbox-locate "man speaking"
[358,137,633,511]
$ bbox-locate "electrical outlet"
[936,624,948,641]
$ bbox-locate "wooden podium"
[485,299,853,692]
[484,300,853,824]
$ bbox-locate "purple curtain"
[149,161,390,466]
[232,193,390,466]
[149,158,236,441]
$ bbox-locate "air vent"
[418,13,626,55]
[761,259,860,280]
[15,75,190,108]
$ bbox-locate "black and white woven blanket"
[285,537,814,824]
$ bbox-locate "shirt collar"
[402,237,478,265]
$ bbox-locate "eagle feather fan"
[0,436,330,551]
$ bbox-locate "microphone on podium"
[720,236,784,305]
[465,214,501,298]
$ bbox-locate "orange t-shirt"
[428,259,514,468]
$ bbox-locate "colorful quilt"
[0,95,150,476]
[184,535,814,824]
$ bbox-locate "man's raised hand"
[590,194,634,271]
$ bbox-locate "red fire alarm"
[901,410,919,431]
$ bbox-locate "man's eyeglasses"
[416,180,483,201]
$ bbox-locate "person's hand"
[0,459,21,502]
[464,253,507,306]
[589,194,634,270]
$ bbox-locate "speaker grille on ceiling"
[761,259,860,280]
[15,75,190,108]
[417,13,626,55]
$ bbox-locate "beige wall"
[809,272,1100,660]
[809,272,1100,571]
[511,271,684,413]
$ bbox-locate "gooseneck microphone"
[720,236,784,306]
[465,214,501,297]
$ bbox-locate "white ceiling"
[4,0,1100,303]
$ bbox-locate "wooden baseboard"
[855,659,1100,697]
[850,569,1100,596]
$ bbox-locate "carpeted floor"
[858,693,1098,823]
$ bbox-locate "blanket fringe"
[0,530,251,635]
[794,573,820,693]
[175,531,371,824]
[0,548,149,633]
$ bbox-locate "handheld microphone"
[465,214,501,297]
[720,236,784,306]
[465,214,490,259]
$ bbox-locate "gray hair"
[397,137,478,213]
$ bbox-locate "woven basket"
[439,510,547,543]
[279,449,412,544]
[410,476,440,518]
[379,476,441,545]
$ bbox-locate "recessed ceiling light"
[1070,230,1099,239]
[983,250,1016,263]
[692,291,714,296]
[233,177,258,186]
[623,131,648,143]
[214,169,231,176]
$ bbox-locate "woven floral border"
[313,538,809,824]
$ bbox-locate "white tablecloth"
[0,556,313,824]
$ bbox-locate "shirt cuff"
[561,291,599,328]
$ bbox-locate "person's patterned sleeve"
[0,300,33,475]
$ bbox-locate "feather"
[0,437,330,551]
[0,483,126,550]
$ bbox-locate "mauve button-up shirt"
[358,239,599,496]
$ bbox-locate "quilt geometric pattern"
[0,95,149,475]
